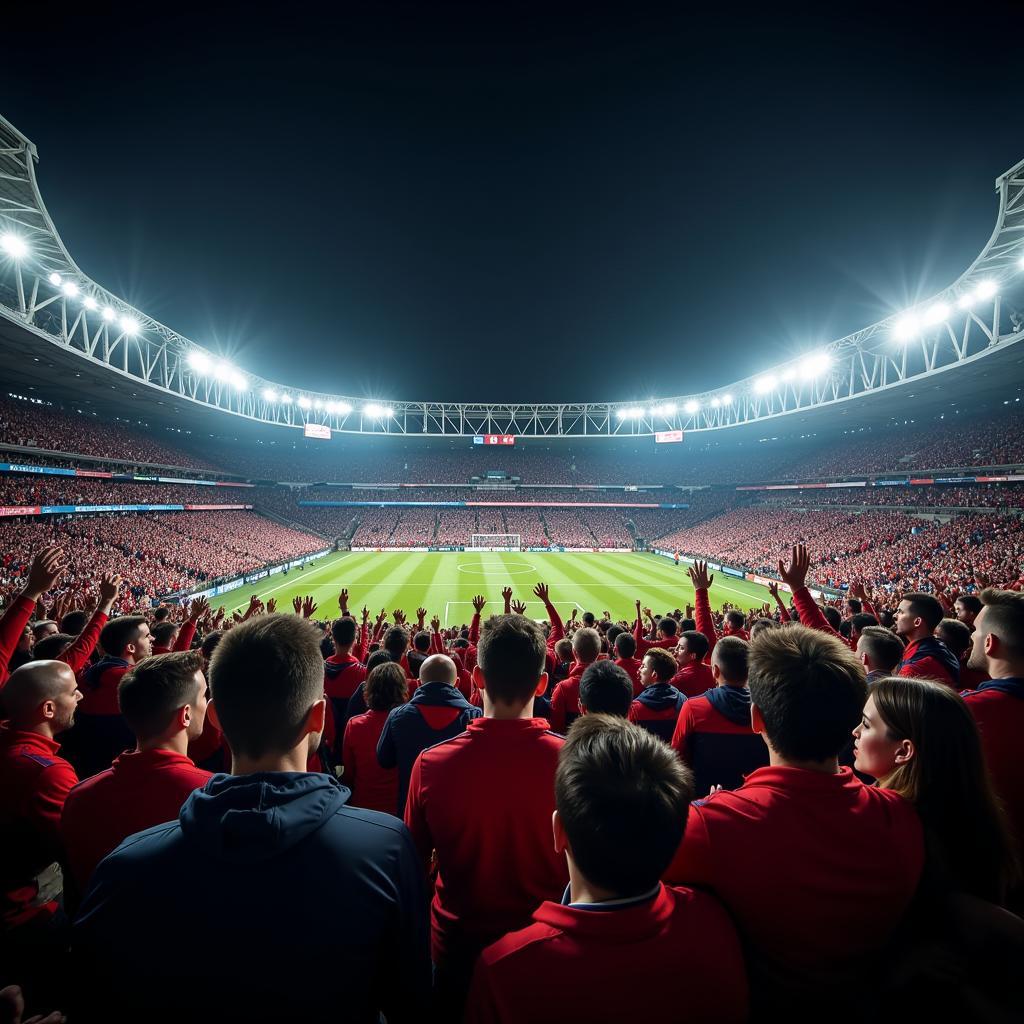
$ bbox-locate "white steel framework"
[1,111,1023,438]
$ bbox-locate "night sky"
[4,4,1022,405]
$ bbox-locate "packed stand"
[0,475,259,508]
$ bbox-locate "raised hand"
[687,560,714,591]
[293,596,303,615]
[338,589,349,613]
[375,608,388,625]
[643,606,653,621]
[848,580,868,601]
[777,543,810,592]
[361,605,370,623]
[265,598,277,614]
[187,595,210,621]
[416,607,427,626]
[98,573,121,609]
[25,546,67,600]
[393,609,406,625]
[511,599,527,615]
[430,615,441,632]
[302,596,318,618]
[472,595,486,613]
[533,582,550,603]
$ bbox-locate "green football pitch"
[218,551,772,625]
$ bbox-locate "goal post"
[469,534,521,551]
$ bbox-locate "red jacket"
[404,717,568,969]
[341,709,399,815]
[150,618,198,658]
[614,656,643,697]
[791,587,856,651]
[61,746,211,893]
[665,765,923,1011]
[466,884,748,1024]
[670,661,715,699]
[0,595,107,684]
[0,727,79,929]
[632,618,677,657]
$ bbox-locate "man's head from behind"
[208,614,326,764]
[856,626,904,676]
[331,615,357,651]
[474,614,547,711]
[613,632,636,660]
[571,628,601,667]
[150,621,179,650]
[656,616,678,640]
[382,625,409,660]
[579,661,633,718]
[100,615,152,663]
[935,617,972,661]
[711,636,748,687]
[556,715,693,897]
[748,624,867,764]
[0,660,80,735]
[968,588,1024,674]
[118,650,208,745]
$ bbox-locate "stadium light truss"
[1,110,1023,438]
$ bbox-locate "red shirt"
[962,679,1024,855]
[404,717,568,967]
[466,884,748,1024]
[665,765,923,1008]
[614,656,643,697]
[61,747,212,892]
[549,670,587,733]
[0,727,79,928]
[670,661,715,698]
[341,709,399,815]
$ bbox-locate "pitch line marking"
[224,552,351,611]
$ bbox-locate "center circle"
[457,561,537,575]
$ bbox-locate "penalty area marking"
[456,561,537,576]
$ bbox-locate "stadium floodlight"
[754,375,776,394]
[957,292,975,310]
[229,371,247,390]
[0,233,28,259]
[721,393,733,405]
[102,306,116,321]
[655,402,676,417]
[62,281,79,297]
[711,397,721,408]
[974,279,998,301]
[297,395,311,409]
[615,408,629,420]
[188,350,212,373]
[893,313,920,342]
[48,272,61,286]
[281,393,293,404]
[683,400,699,414]
[780,367,796,383]
[381,406,394,417]
[83,296,97,310]
[336,400,352,415]
[262,388,278,403]
[119,315,140,335]
[800,352,831,380]
[923,302,950,326]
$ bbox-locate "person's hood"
[179,771,349,864]
[703,684,752,726]
[636,682,683,711]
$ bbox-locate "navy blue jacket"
[72,772,429,1023]
[377,682,481,815]
[628,682,686,743]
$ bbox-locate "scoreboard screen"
[304,423,331,440]
[474,434,515,445]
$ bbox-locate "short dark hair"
[823,607,842,631]
[581,611,596,627]
[614,632,636,659]
[382,626,408,659]
[678,618,696,633]
[845,597,863,614]
[366,650,394,672]
[557,715,693,895]
[657,616,678,638]
[724,610,745,629]
[59,610,89,635]
[850,612,879,636]
[857,626,904,674]
[749,617,779,639]
[606,624,624,649]
[31,633,74,661]
[31,620,56,639]
[201,630,224,660]
[579,661,633,717]
[476,614,547,705]
[979,588,1024,660]
[118,650,205,741]
[413,630,431,653]
[151,621,179,647]
[100,616,148,658]
[711,636,748,684]
[935,617,972,658]
[152,606,171,623]
[748,624,867,762]
[209,614,325,760]
[331,616,357,647]
[902,593,945,631]
[679,630,709,662]
[955,594,983,615]
[644,648,676,683]
[364,662,408,712]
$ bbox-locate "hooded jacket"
[628,683,686,742]
[72,771,429,1024]
[896,636,961,688]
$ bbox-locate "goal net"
[469,534,521,551]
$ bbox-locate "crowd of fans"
[0,537,1021,1022]
[0,475,258,508]
[761,484,1024,509]
[0,511,324,605]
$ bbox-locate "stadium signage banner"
[736,482,867,491]
[654,430,684,444]
[0,505,40,517]
[473,435,515,445]
[303,423,332,440]
[0,503,254,517]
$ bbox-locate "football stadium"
[1,11,1023,1023]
